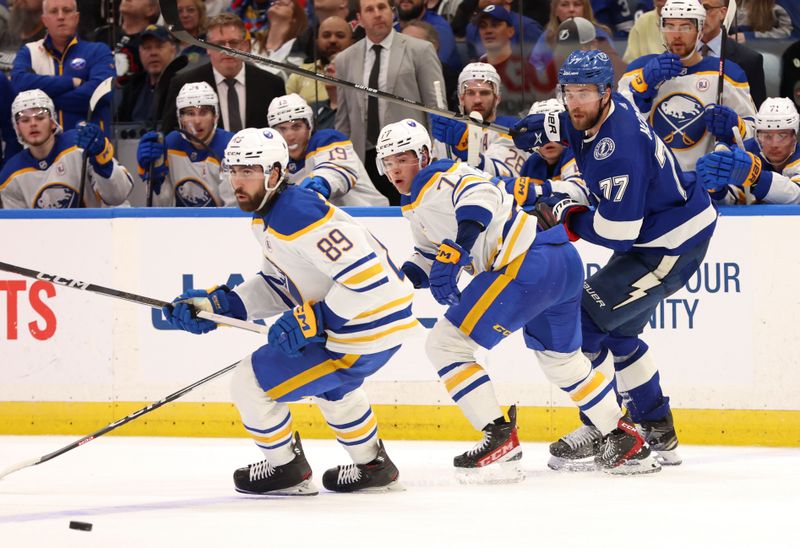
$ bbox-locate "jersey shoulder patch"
[266,186,334,240]
[308,129,350,153]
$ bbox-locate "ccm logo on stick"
[0,280,57,340]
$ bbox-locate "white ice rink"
[1,436,797,548]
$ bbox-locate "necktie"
[225,78,243,132]
[367,44,382,147]
[700,43,711,57]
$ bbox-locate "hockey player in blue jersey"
[513,49,717,469]
[377,118,660,478]
[267,93,388,206]
[163,128,418,494]
[136,82,235,207]
[697,97,800,204]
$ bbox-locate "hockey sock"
[437,361,502,431]
[315,388,380,464]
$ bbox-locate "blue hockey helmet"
[557,50,614,94]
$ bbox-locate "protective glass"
[179,106,215,118]
[380,154,417,172]
[14,108,50,124]
[756,130,796,146]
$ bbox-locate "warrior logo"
[652,93,705,149]
[34,184,79,208]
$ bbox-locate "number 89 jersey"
[235,185,419,354]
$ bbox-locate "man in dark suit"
[162,12,285,133]
[699,0,766,108]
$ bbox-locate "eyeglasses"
[209,39,246,49]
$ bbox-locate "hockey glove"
[703,104,747,144]
[77,122,115,177]
[511,111,566,152]
[299,175,332,198]
[696,148,762,191]
[137,131,166,170]
[429,239,471,306]
[632,52,683,99]
[431,114,468,147]
[531,193,588,241]
[268,301,326,357]
[164,286,235,335]
[401,261,430,289]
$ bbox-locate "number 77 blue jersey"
[563,94,717,255]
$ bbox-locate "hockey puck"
[69,521,92,531]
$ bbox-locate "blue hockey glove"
[163,286,233,335]
[431,114,468,148]
[268,301,326,357]
[76,122,106,155]
[401,261,430,289]
[299,175,332,198]
[137,131,167,191]
[511,111,566,152]
[703,104,746,144]
[632,52,683,98]
[531,193,588,241]
[429,239,471,306]
[696,148,762,192]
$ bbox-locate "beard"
[397,2,424,22]
[235,187,267,212]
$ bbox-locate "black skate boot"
[322,440,401,493]
[639,410,682,465]
[453,406,523,483]
[233,432,318,496]
[595,416,661,475]
[547,425,603,471]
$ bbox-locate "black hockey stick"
[0,260,268,335]
[77,77,114,208]
[0,360,238,480]
[157,0,515,135]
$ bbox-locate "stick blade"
[159,0,182,29]
[89,77,114,111]
[0,457,40,480]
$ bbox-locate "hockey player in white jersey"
[267,93,388,206]
[163,128,418,494]
[697,97,800,204]
[136,82,236,207]
[429,63,529,177]
[618,0,756,173]
[0,89,132,208]
[377,119,660,478]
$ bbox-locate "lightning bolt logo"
[613,272,661,310]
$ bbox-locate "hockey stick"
[0,360,238,480]
[431,80,451,160]
[157,0,513,135]
[467,111,483,166]
[0,261,268,335]
[77,77,114,208]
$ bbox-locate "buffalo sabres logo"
[175,179,215,207]
[34,184,79,209]
[406,120,417,127]
[653,93,705,150]
[263,129,274,139]
[70,58,87,70]
[594,137,615,160]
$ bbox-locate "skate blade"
[654,448,682,466]
[347,480,406,494]
[601,454,662,476]
[547,456,597,472]
[455,460,525,485]
[235,479,320,496]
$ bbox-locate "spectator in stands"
[697,0,766,108]
[231,0,271,34]
[177,0,210,67]
[776,0,800,37]
[251,0,308,80]
[465,0,543,60]
[334,0,443,205]
[6,0,46,50]
[0,76,22,170]
[592,0,654,38]
[0,89,132,208]
[313,0,352,23]
[93,0,161,86]
[401,19,460,111]
[624,0,667,63]
[395,0,462,71]
[12,0,116,133]
[162,13,286,133]
[118,25,179,123]
[286,15,352,105]
[780,39,800,108]
[137,82,236,207]
[732,0,793,41]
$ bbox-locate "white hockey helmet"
[224,127,290,209]
[660,0,706,56]
[267,93,314,133]
[528,98,565,116]
[458,62,501,96]
[375,119,431,174]
[755,97,800,133]
[11,89,61,145]
[176,82,219,125]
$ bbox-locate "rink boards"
[1,206,798,446]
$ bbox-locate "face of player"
[461,81,499,121]
[273,120,310,161]
[562,84,609,132]
[538,142,564,165]
[229,164,274,212]
[662,18,698,58]
[382,150,422,195]
[16,108,56,147]
[757,130,797,166]
[179,106,216,144]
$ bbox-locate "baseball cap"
[140,25,177,43]
[556,17,597,48]
[474,5,514,26]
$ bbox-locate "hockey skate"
[595,416,661,475]
[547,424,603,472]
[454,405,524,484]
[322,440,402,493]
[233,432,319,496]
[639,410,682,465]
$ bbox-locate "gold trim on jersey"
[306,140,351,158]
[325,319,420,345]
[400,163,460,213]
[266,354,360,400]
[267,206,334,240]
[353,293,414,320]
